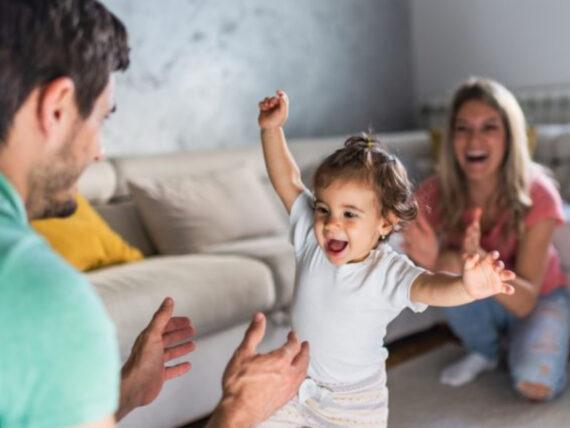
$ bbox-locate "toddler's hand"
[258,90,289,130]
[462,251,515,299]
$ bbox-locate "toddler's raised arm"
[258,90,305,213]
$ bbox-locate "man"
[0,1,309,427]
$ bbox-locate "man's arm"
[116,297,196,421]
[206,313,309,428]
[258,90,305,213]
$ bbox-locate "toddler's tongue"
[327,239,348,253]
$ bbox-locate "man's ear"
[36,77,77,141]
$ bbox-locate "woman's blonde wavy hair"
[438,77,533,237]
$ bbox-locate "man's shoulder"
[0,221,107,330]
[0,222,120,427]
[1,221,86,288]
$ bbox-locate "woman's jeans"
[444,288,570,399]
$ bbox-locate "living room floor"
[181,324,457,428]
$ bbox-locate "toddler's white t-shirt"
[290,191,427,384]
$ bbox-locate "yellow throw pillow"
[32,194,143,272]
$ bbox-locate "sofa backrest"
[533,126,570,202]
[76,129,570,260]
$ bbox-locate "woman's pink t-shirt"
[416,172,567,295]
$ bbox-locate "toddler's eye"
[344,211,357,219]
[315,206,329,215]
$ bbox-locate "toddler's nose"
[324,217,341,231]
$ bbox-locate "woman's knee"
[510,359,567,401]
[509,289,570,400]
[515,381,554,402]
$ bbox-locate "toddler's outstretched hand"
[463,251,516,299]
[258,90,289,130]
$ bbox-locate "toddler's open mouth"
[326,239,348,254]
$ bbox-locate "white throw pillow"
[128,165,286,254]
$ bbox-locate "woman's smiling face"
[452,99,507,184]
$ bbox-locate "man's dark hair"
[0,0,130,142]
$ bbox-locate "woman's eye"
[483,124,499,132]
[454,125,468,133]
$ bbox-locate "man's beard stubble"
[26,143,83,221]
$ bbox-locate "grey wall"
[410,0,570,104]
[101,0,414,155]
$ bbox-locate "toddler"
[257,90,515,427]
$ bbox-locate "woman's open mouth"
[465,150,489,163]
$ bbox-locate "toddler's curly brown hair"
[313,133,417,238]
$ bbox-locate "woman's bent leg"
[441,298,512,386]
[509,288,570,401]
[444,298,510,359]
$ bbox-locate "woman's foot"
[440,352,498,386]
[516,381,552,401]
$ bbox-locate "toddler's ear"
[379,212,400,234]
[387,212,401,228]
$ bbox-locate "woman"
[404,77,570,401]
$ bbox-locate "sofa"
[77,127,570,428]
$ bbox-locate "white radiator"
[418,84,570,128]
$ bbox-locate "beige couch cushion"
[128,165,286,254]
[202,235,296,309]
[88,254,276,358]
[94,200,156,256]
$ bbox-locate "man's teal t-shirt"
[0,173,120,427]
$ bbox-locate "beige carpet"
[387,343,570,428]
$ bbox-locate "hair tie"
[366,137,375,149]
